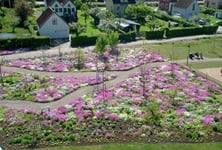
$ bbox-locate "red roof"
[37,7,54,28]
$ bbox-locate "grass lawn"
[142,37,222,60]
[77,10,102,37]
[38,143,222,150]
[188,61,222,69]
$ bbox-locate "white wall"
[172,0,199,20]
[38,14,69,39]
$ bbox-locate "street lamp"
[186,43,191,66]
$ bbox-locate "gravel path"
[0,34,222,113]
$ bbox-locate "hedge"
[71,35,97,47]
[71,32,136,47]
[119,32,136,43]
[145,30,164,39]
[0,36,50,49]
[166,25,218,38]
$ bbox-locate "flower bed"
[8,48,164,72]
[0,71,116,102]
[1,64,222,148]
[0,48,31,56]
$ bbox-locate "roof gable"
[175,0,195,9]
[46,0,71,6]
[37,7,54,28]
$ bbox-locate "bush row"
[0,36,50,49]
[145,25,218,39]
[166,25,218,38]
[71,32,136,47]
[145,30,165,39]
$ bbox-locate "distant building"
[172,0,199,20]
[105,0,136,17]
[158,0,177,13]
[44,0,77,22]
[205,0,222,9]
[37,7,69,39]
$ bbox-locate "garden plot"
[0,70,116,102]
[8,48,164,72]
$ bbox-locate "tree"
[97,20,117,33]
[69,22,86,37]
[95,34,108,56]
[74,48,85,70]
[14,0,33,27]
[125,4,153,23]
[81,4,90,25]
[108,32,119,52]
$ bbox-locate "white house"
[44,0,77,22]
[105,0,136,17]
[37,7,69,39]
[205,0,222,9]
[172,0,199,20]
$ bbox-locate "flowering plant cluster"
[42,64,222,138]
[0,71,116,102]
[8,48,164,72]
[0,48,31,56]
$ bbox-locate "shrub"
[213,124,222,133]
[71,35,97,47]
[9,137,22,144]
[186,131,200,139]
[0,36,50,49]
[119,32,136,42]
[145,30,164,39]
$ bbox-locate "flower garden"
[0,70,116,102]
[0,62,222,149]
[7,48,164,72]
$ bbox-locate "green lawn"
[188,61,222,69]
[77,10,102,37]
[38,143,222,150]
[142,37,222,60]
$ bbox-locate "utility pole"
[186,43,191,66]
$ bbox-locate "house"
[44,0,77,22]
[158,0,177,14]
[205,0,222,9]
[105,0,136,17]
[172,0,199,20]
[37,7,69,39]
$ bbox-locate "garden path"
[0,34,222,113]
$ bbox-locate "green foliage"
[0,36,50,49]
[71,35,97,47]
[186,131,200,139]
[9,137,22,144]
[119,32,136,42]
[69,22,86,37]
[154,11,195,27]
[213,124,222,133]
[80,4,90,25]
[74,48,85,70]
[165,26,218,38]
[14,0,34,27]
[125,4,153,23]
[95,34,108,56]
[145,30,164,39]
[108,32,119,51]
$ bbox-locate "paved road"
[0,34,222,113]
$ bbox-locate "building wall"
[38,14,69,39]
[172,0,199,20]
[205,0,222,9]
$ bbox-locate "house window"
[64,8,67,12]
[59,8,62,12]
[68,4,71,7]
[52,18,57,25]
[192,4,195,11]
[55,8,58,12]
[72,8,75,12]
